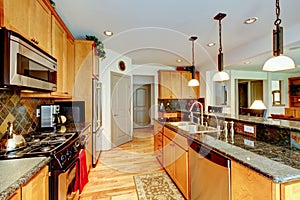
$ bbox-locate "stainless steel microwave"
[0,27,57,91]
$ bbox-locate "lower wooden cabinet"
[154,121,163,165]
[8,188,21,200]
[22,165,49,200]
[231,161,278,200]
[163,127,189,199]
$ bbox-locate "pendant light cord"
[218,19,222,54]
[275,0,281,27]
[191,39,195,66]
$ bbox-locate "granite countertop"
[163,121,300,183]
[0,157,51,200]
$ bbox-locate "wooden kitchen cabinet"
[285,107,300,118]
[158,71,182,99]
[74,40,99,123]
[154,121,163,165]
[163,127,189,199]
[158,70,200,99]
[66,36,75,96]
[181,71,200,99]
[8,188,21,200]
[231,161,277,200]
[1,0,52,54]
[51,16,67,96]
[22,165,49,200]
[28,0,52,53]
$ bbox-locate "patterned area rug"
[134,172,185,200]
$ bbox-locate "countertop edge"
[0,157,51,200]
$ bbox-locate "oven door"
[54,158,79,200]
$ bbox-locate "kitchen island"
[155,116,300,199]
[0,157,51,200]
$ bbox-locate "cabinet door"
[170,71,182,98]
[163,136,174,175]
[29,0,52,53]
[52,16,67,95]
[2,0,30,36]
[159,71,173,99]
[231,161,274,200]
[22,166,49,200]
[174,145,189,199]
[66,37,75,96]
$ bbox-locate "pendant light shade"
[213,13,229,82]
[263,55,295,71]
[263,0,295,71]
[188,36,200,87]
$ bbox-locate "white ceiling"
[55,0,300,73]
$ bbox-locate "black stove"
[0,131,81,169]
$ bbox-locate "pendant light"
[213,13,230,82]
[188,36,200,87]
[263,0,295,71]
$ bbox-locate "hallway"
[80,127,163,199]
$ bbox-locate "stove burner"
[40,146,52,152]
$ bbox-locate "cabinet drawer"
[158,112,178,118]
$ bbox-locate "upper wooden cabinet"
[158,70,199,99]
[1,0,52,53]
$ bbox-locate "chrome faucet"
[189,101,203,126]
[206,112,221,139]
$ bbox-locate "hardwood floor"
[79,127,163,200]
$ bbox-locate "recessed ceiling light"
[244,61,251,64]
[104,30,113,36]
[244,17,258,24]
[207,42,216,47]
[176,59,182,63]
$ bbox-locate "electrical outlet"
[36,108,40,117]
[244,125,254,133]
[244,139,255,147]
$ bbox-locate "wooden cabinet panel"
[52,16,68,96]
[28,0,52,53]
[154,121,163,165]
[163,127,189,199]
[174,144,189,199]
[231,161,275,200]
[22,166,49,200]
[66,37,75,96]
[8,188,21,200]
[159,71,173,99]
[1,0,30,36]
[181,71,199,99]
[281,180,300,200]
[158,70,200,99]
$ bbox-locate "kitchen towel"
[75,149,89,193]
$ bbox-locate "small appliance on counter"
[40,104,66,131]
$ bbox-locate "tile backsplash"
[0,90,53,135]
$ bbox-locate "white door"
[111,72,132,147]
[133,84,151,128]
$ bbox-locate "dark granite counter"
[0,157,51,200]
[160,120,300,183]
